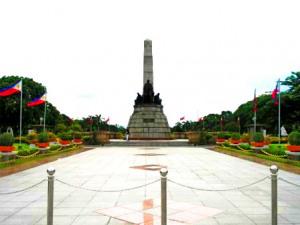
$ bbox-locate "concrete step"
[107,139,191,147]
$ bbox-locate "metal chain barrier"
[16,150,40,159]
[0,179,46,195]
[260,149,287,158]
[56,178,160,192]
[167,176,269,192]
[236,145,252,152]
[279,177,300,188]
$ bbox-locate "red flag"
[180,116,185,121]
[198,117,203,122]
[86,117,93,125]
[253,89,257,112]
[0,80,22,97]
[271,80,280,105]
[27,94,46,107]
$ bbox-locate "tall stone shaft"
[143,39,153,89]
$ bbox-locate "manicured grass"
[213,145,300,174]
[0,145,80,169]
[266,144,287,156]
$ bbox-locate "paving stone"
[0,146,299,225]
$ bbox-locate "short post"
[160,168,168,225]
[270,165,278,225]
[47,167,55,225]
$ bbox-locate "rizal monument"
[127,40,171,139]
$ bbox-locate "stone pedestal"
[128,104,171,140]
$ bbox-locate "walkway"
[0,147,300,225]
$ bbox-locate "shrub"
[224,133,232,139]
[14,136,30,144]
[198,131,208,145]
[47,132,57,142]
[0,133,14,146]
[17,148,38,156]
[288,131,300,145]
[252,132,264,142]
[206,133,216,145]
[239,143,251,150]
[266,144,287,156]
[49,144,60,151]
[241,133,250,143]
[231,133,241,140]
[217,132,226,139]
[58,132,73,141]
[73,132,82,139]
[55,123,67,133]
[70,123,82,132]
[82,136,92,144]
[82,132,100,145]
[37,132,49,143]
[27,132,37,141]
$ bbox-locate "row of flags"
[0,80,46,107]
[253,79,280,112]
[180,79,281,134]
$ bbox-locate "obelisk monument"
[143,40,154,88]
[127,40,171,140]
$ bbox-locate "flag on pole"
[220,116,224,131]
[0,80,22,97]
[271,80,280,105]
[27,93,47,107]
[198,117,203,122]
[180,116,185,121]
[253,89,257,112]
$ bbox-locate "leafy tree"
[0,76,64,134]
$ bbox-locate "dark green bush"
[58,132,73,141]
[82,133,100,145]
[17,148,38,156]
[206,133,216,145]
[288,131,300,145]
[55,123,67,133]
[217,132,226,139]
[231,133,241,140]
[191,132,216,145]
[252,132,264,142]
[0,133,14,146]
[70,123,82,132]
[73,132,82,139]
[239,143,251,150]
[49,144,60,151]
[224,133,232,139]
[37,132,49,143]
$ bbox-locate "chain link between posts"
[167,176,270,191]
[279,177,300,188]
[0,179,46,195]
[55,178,160,192]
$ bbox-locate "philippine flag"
[0,80,22,97]
[27,94,47,107]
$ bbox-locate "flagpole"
[278,80,281,144]
[238,117,241,134]
[43,101,47,132]
[254,89,257,134]
[19,79,23,145]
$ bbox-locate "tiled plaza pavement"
[0,146,300,225]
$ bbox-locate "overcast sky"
[1,0,300,127]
